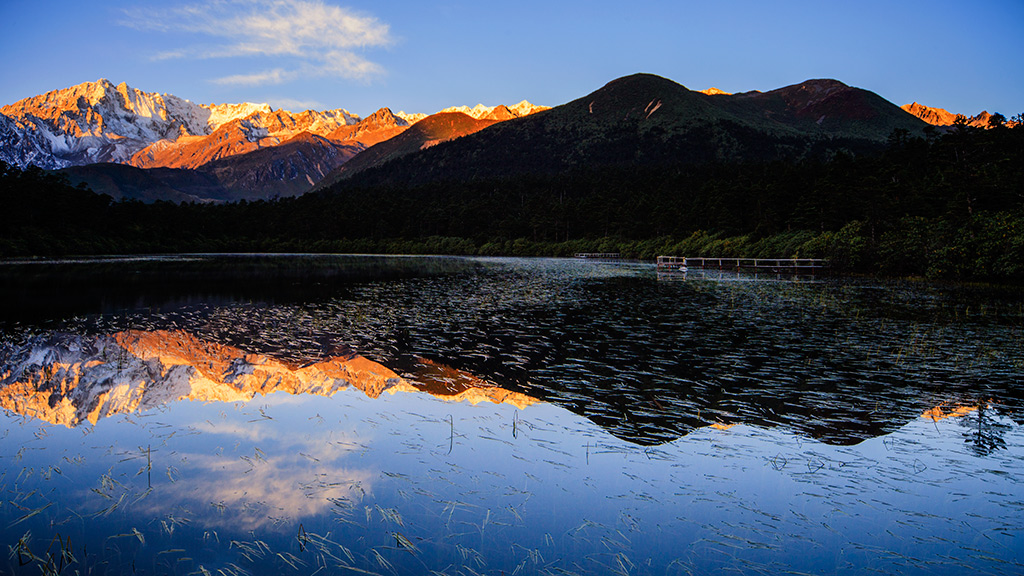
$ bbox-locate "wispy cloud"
[213,68,293,86]
[121,0,393,85]
[267,97,329,112]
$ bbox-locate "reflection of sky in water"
[1,255,1023,575]
[3,386,1022,575]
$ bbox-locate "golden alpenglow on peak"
[0,330,537,427]
[699,87,730,95]
[901,102,1004,128]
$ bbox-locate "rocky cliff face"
[0,111,64,169]
[0,330,536,427]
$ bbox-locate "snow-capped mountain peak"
[0,80,368,169]
[0,79,275,167]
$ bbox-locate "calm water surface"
[0,255,1021,575]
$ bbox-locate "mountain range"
[0,79,548,201]
[0,75,1002,203]
[0,328,1003,446]
[322,74,931,190]
[900,102,998,128]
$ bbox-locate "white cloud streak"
[214,68,294,86]
[121,0,393,84]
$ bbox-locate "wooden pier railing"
[575,253,622,259]
[657,256,828,274]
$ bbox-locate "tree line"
[2,118,1022,281]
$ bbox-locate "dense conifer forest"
[2,120,1022,281]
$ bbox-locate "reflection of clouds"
[141,448,373,532]
[188,414,372,450]
[189,419,279,443]
[134,400,376,532]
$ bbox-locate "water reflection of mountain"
[1,329,1016,453]
[376,276,1024,448]
[0,330,536,427]
[2,257,1021,447]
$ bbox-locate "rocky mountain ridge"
[0,79,545,173]
[900,102,999,128]
[0,79,546,200]
[0,79,351,169]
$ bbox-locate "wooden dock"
[575,252,622,259]
[657,256,828,275]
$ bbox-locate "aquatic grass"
[8,530,79,576]
[369,548,394,573]
[375,505,405,527]
[7,501,53,528]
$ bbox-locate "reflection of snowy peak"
[0,330,537,427]
[0,330,403,426]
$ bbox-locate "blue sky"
[1,0,1021,118]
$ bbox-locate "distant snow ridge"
[0,79,363,169]
[0,79,269,167]
[394,111,428,125]
[900,102,1001,128]
[439,100,549,120]
[0,79,548,173]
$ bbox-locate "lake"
[0,254,1022,575]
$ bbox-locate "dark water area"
[1,254,1022,575]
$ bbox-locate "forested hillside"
[2,120,1022,281]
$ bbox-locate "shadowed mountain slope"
[59,131,365,203]
[325,73,928,190]
[199,132,363,199]
[317,112,499,187]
